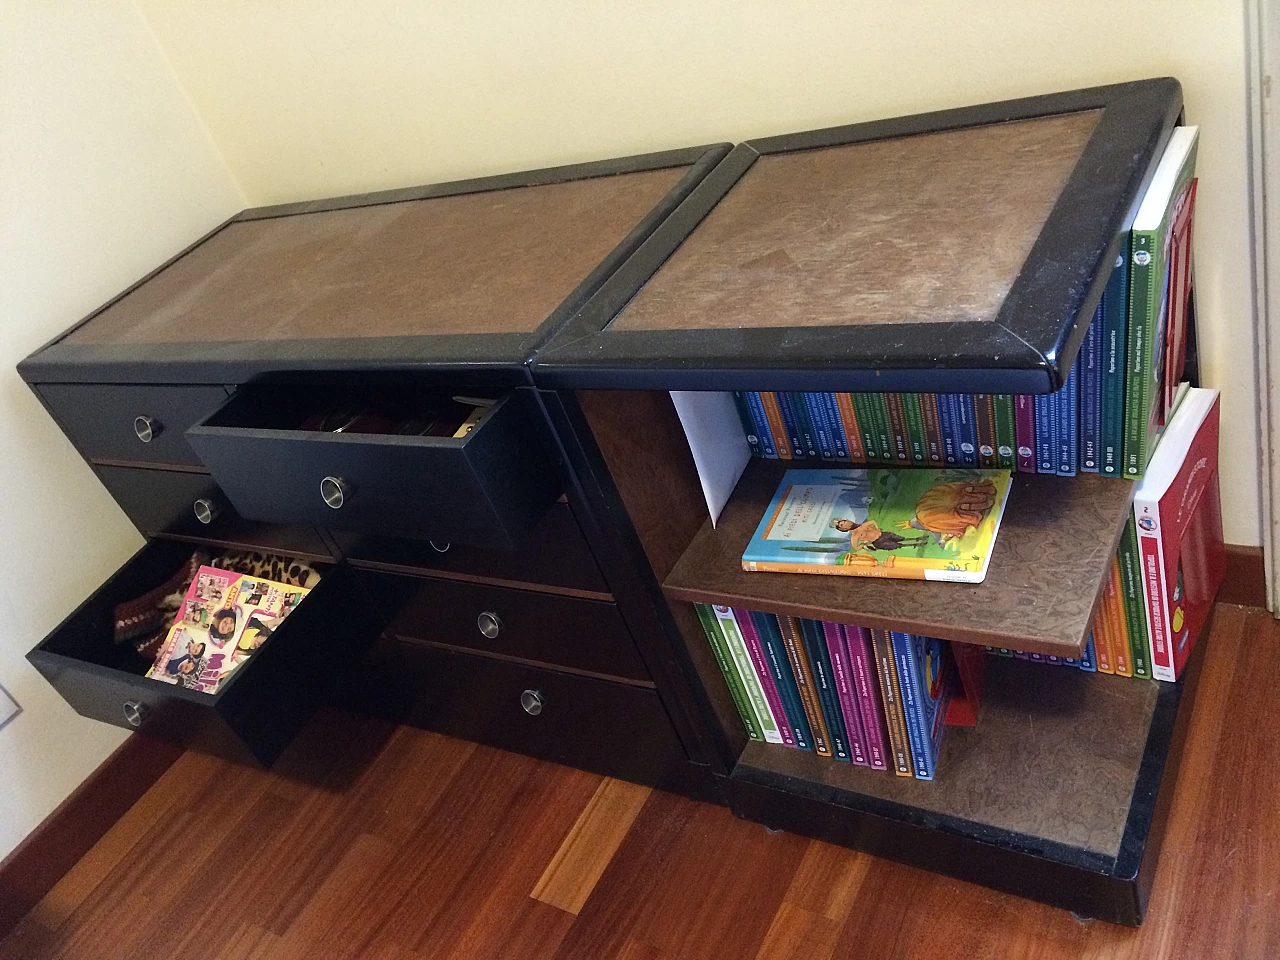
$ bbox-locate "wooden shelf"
[664,459,1134,657]
[736,657,1159,858]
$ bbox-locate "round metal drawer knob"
[123,700,146,728]
[320,476,349,509]
[520,689,544,716]
[477,611,502,640]
[133,415,159,443]
[192,498,218,525]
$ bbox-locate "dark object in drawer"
[95,465,334,561]
[186,385,559,549]
[359,571,649,683]
[27,540,380,765]
[38,383,228,467]
[333,501,608,595]
[393,640,688,787]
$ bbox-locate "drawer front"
[28,540,380,765]
[95,466,335,561]
[394,640,689,787]
[39,383,228,467]
[360,571,649,682]
[187,391,560,548]
[333,501,608,594]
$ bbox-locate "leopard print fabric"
[210,551,322,588]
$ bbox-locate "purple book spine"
[823,621,868,766]
[1015,395,1037,473]
[733,607,795,747]
[842,624,888,771]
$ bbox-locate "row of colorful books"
[991,385,1224,683]
[694,604,959,780]
[732,125,1199,483]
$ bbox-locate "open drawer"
[186,385,560,549]
[28,540,381,765]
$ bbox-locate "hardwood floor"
[2,603,1276,960]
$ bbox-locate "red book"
[1163,179,1198,417]
[945,641,984,726]
[1132,387,1225,681]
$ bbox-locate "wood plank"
[5,608,1278,960]
[0,733,183,940]
[532,778,653,915]
[665,459,1135,656]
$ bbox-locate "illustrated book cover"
[742,468,1012,582]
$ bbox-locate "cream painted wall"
[136,0,1263,546]
[0,2,244,861]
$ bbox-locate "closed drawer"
[27,540,380,765]
[186,385,559,549]
[333,501,609,595]
[96,465,335,561]
[359,571,649,683]
[393,640,688,786]
[39,383,228,467]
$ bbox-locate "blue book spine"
[1034,392,1055,473]
[733,392,763,458]
[747,392,777,459]
[788,393,819,459]
[824,393,850,460]
[777,393,805,459]
[1100,243,1130,476]
[939,394,959,464]
[799,619,851,761]
[1078,635,1098,673]
[1080,305,1103,472]
[890,632,930,779]
[752,611,813,749]
[804,393,837,461]
[956,395,978,466]
[1056,361,1078,477]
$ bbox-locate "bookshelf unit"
[534,79,1204,925]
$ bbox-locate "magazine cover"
[741,468,1013,582]
[146,565,312,694]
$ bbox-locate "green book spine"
[1100,242,1130,476]
[869,393,894,462]
[851,394,881,462]
[883,394,911,464]
[1124,229,1158,479]
[712,606,783,743]
[919,393,945,465]
[993,395,1017,469]
[694,603,763,741]
[1117,518,1153,679]
[901,393,928,463]
[779,615,832,757]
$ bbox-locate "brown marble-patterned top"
[66,167,689,345]
[610,111,1100,332]
[740,657,1158,856]
[664,459,1134,656]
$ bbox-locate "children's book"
[1132,387,1225,681]
[693,603,763,741]
[742,468,1012,582]
[147,564,312,694]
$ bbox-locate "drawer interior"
[38,539,330,692]
[199,383,498,441]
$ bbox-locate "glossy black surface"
[28,540,381,765]
[38,382,229,466]
[358,568,650,682]
[187,387,560,549]
[533,79,1183,393]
